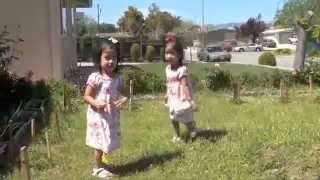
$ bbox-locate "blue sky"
[77,0,282,25]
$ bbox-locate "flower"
[291,71,297,76]
[214,63,220,67]
[165,36,174,41]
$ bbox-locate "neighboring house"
[196,29,248,46]
[261,28,294,46]
[0,0,92,80]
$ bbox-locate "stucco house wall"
[0,0,91,80]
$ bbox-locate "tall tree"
[98,23,117,33]
[235,14,267,43]
[117,6,144,36]
[75,15,98,37]
[145,3,183,38]
[275,0,320,69]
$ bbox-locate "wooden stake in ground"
[283,85,289,104]
[309,75,313,94]
[40,106,46,125]
[30,119,35,143]
[20,146,31,180]
[66,89,72,113]
[8,120,14,163]
[53,105,61,139]
[279,80,283,97]
[129,80,133,111]
[63,84,67,112]
[233,81,241,101]
[45,132,52,159]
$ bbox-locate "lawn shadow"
[183,128,228,143]
[110,151,182,176]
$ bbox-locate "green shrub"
[188,74,204,92]
[145,46,155,62]
[205,65,233,91]
[160,47,165,62]
[274,48,291,56]
[258,52,277,66]
[307,50,320,58]
[130,43,140,62]
[119,66,166,94]
[204,64,299,91]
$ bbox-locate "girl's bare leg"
[94,149,104,169]
[171,120,180,138]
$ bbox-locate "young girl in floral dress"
[164,36,198,142]
[83,39,129,179]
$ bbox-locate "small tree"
[0,30,23,70]
[234,14,267,43]
[145,45,155,62]
[130,43,140,62]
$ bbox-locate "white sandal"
[92,168,114,179]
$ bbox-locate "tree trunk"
[293,26,308,70]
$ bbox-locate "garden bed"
[0,99,44,167]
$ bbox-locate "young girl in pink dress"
[164,36,198,142]
[83,40,129,179]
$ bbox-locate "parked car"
[198,45,231,62]
[262,39,277,48]
[234,43,263,52]
[223,44,232,52]
[289,36,298,44]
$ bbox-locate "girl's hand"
[164,95,168,106]
[95,100,107,109]
[113,97,128,108]
[190,101,197,112]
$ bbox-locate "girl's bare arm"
[83,85,99,108]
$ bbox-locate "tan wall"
[0,0,77,80]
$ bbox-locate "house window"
[60,0,68,35]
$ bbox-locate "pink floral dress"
[166,65,195,123]
[86,72,122,154]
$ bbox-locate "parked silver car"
[198,46,231,62]
[234,43,263,52]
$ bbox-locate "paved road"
[184,50,295,69]
[78,51,295,70]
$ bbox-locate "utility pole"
[201,0,205,46]
[97,4,101,35]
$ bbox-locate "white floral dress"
[86,72,122,154]
[166,65,195,123]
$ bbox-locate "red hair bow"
[165,36,174,41]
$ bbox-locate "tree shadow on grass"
[110,151,182,176]
[183,128,228,143]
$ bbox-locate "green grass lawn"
[130,63,283,79]
[10,93,320,180]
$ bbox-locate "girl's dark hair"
[165,36,184,65]
[93,39,120,73]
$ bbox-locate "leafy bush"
[274,48,291,56]
[205,64,298,91]
[0,30,24,69]
[130,43,140,62]
[205,65,233,91]
[307,50,320,58]
[160,47,165,62]
[258,52,277,66]
[119,66,166,94]
[145,46,155,62]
